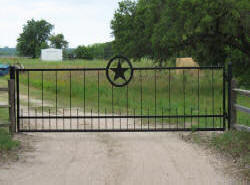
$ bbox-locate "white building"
[41,48,63,61]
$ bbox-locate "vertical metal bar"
[77,109,79,129]
[197,69,200,128]
[133,109,135,129]
[56,71,58,128]
[91,109,93,129]
[112,85,114,128]
[49,109,51,130]
[35,109,37,130]
[183,70,186,128]
[16,70,20,132]
[162,107,164,129]
[168,69,171,129]
[119,109,121,129]
[212,69,215,128]
[220,108,222,128]
[28,71,30,129]
[140,71,143,129]
[127,85,129,128]
[63,108,65,130]
[148,107,150,129]
[21,109,23,129]
[98,71,100,129]
[227,63,232,130]
[205,108,208,128]
[191,107,193,128]
[42,71,44,129]
[223,66,226,130]
[176,108,178,129]
[105,108,107,129]
[84,71,86,128]
[69,71,72,129]
[154,70,157,128]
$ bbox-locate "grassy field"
[0,58,249,128]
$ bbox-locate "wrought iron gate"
[15,56,227,132]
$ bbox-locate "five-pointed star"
[110,61,128,81]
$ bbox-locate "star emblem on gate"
[106,56,134,87]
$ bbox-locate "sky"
[0,0,121,48]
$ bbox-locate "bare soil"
[0,131,242,185]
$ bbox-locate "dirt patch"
[180,132,249,184]
[0,133,34,165]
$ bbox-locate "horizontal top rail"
[17,66,224,72]
[233,88,250,97]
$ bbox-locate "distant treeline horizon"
[0,41,114,60]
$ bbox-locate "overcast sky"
[0,0,121,48]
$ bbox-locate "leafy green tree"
[111,0,250,86]
[49,34,68,49]
[74,45,93,59]
[87,42,114,59]
[17,19,54,58]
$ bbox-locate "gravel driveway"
[0,132,236,185]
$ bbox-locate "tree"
[111,0,250,86]
[74,45,93,59]
[17,19,54,58]
[49,34,68,49]
[87,42,114,59]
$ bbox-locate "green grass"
[0,58,249,128]
[210,131,250,166]
[0,108,9,124]
[210,131,250,180]
[184,131,250,180]
[237,95,250,127]
[0,128,20,152]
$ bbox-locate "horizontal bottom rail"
[19,128,225,132]
[19,114,224,119]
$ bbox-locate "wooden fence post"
[231,79,237,130]
[8,79,16,135]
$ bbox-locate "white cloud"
[0,0,120,48]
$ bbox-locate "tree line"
[16,19,114,60]
[66,42,113,60]
[111,0,249,87]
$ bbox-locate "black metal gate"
[15,56,228,132]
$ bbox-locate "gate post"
[227,62,232,130]
[9,66,16,134]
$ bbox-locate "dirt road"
[0,132,236,185]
